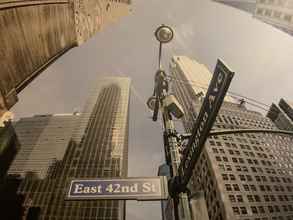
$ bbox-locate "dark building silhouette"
[7,77,130,219]
[0,0,131,117]
[170,56,293,220]
[0,121,19,180]
[0,176,25,220]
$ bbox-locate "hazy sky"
[12,0,293,219]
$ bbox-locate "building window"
[251,206,258,214]
[225,184,232,191]
[237,195,243,202]
[270,195,276,201]
[242,166,249,172]
[246,175,253,181]
[222,174,228,180]
[284,15,292,22]
[247,195,254,202]
[254,195,261,202]
[268,206,274,213]
[229,195,236,202]
[235,165,241,171]
[229,174,236,181]
[223,157,228,162]
[274,205,280,212]
[240,207,247,214]
[232,207,240,215]
[239,175,246,181]
[212,148,219,153]
[258,206,265,213]
[216,156,222,162]
[243,184,250,191]
[233,184,240,191]
[250,185,257,191]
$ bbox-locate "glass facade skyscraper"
[170,56,293,220]
[9,77,131,219]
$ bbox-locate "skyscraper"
[213,0,293,36]
[170,56,293,220]
[8,113,80,179]
[0,0,131,116]
[7,77,131,219]
[169,56,235,130]
[267,98,293,131]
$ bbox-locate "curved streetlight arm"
[209,128,293,137]
[180,129,293,140]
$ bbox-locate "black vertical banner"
[179,59,234,186]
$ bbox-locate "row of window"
[225,182,293,193]
[212,146,274,159]
[216,113,273,129]
[215,154,278,168]
[218,161,293,175]
[210,139,268,153]
[256,8,293,23]
[229,194,293,203]
[222,173,292,183]
[232,204,293,215]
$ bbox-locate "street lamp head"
[146,96,157,111]
[155,25,174,44]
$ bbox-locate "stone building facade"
[0,0,131,116]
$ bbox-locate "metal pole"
[160,99,192,220]
[158,42,162,70]
[152,25,190,220]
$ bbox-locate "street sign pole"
[148,67,191,220]
[162,108,192,220]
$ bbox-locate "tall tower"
[169,56,235,131]
[8,77,131,219]
[170,56,293,220]
[0,0,131,116]
[267,98,293,131]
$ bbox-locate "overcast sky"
[12,0,293,219]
